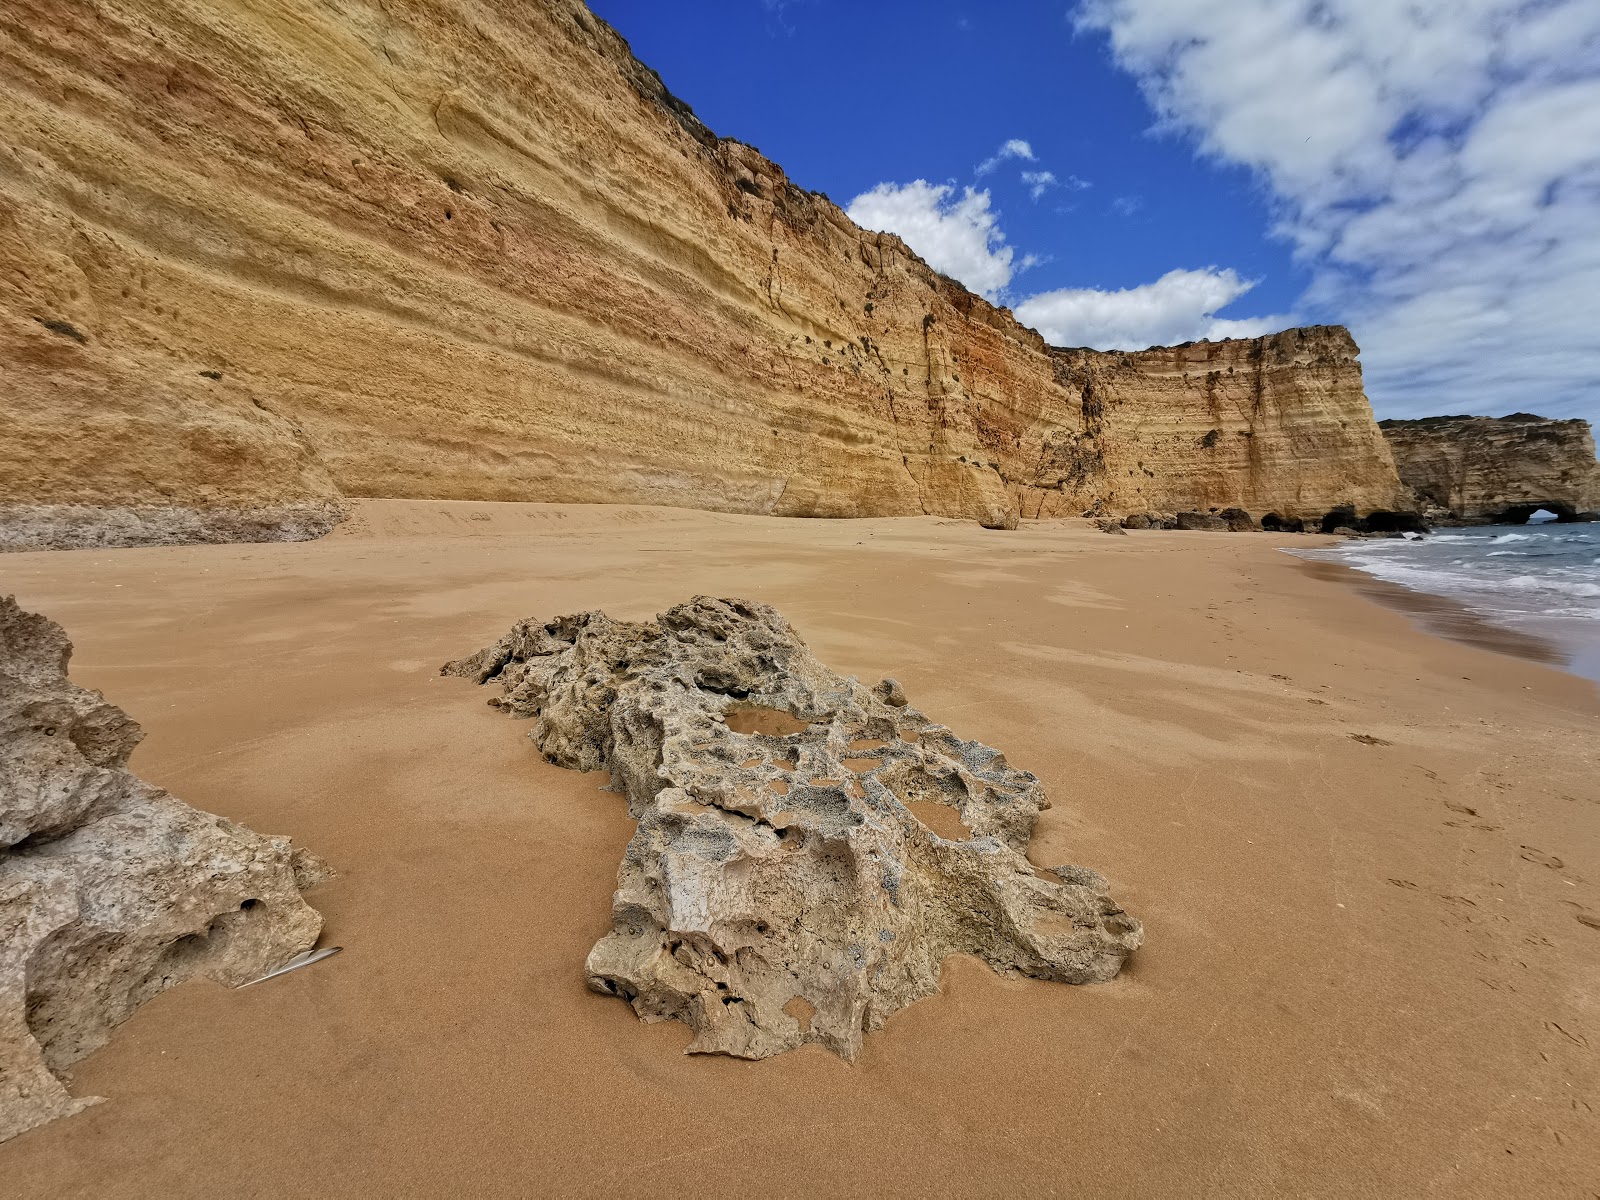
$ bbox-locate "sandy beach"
[3,501,1597,1196]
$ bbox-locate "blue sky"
[588,1,1600,425]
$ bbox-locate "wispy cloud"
[1020,170,1056,200]
[1076,0,1600,422]
[975,138,1037,176]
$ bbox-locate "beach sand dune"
[3,500,1596,1195]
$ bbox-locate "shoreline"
[1291,556,1574,669]
[1291,530,1600,684]
[2,501,1596,1195]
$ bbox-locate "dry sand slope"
[2,500,1597,1196]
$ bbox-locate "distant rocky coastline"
[1380,414,1600,525]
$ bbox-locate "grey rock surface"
[1175,511,1228,531]
[0,503,347,552]
[446,597,1141,1061]
[0,597,324,1142]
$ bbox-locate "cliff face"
[0,0,1409,542]
[1050,326,1405,520]
[1380,415,1600,521]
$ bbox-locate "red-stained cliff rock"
[0,0,1409,545]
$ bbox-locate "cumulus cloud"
[1015,268,1285,348]
[1076,0,1600,422]
[975,138,1037,175]
[846,180,1021,300]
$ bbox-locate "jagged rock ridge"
[445,597,1141,1060]
[1,0,1407,545]
[1380,414,1600,522]
[0,597,326,1142]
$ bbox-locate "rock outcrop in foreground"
[446,597,1140,1060]
[0,597,325,1142]
[1,0,1406,545]
[1381,415,1600,523]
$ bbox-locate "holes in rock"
[783,995,816,1033]
[770,779,790,796]
[898,729,921,743]
[698,672,750,698]
[725,706,812,736]
[848,738,889,752]
[739,757,763,769]
[842,757,880,773]
[598,977,639,1003]
[1103,915,1138,937]
[1033,911,1080,938]
[906,799,971,841]
[239,898,260,911]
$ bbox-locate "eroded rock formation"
[1380,415,1600,523]
[445,597,1140,1060]
[0,597,325,1142]
[1,0,1407,545]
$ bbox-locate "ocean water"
[1304,520,1600,680]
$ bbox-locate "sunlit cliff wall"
[0,0,1409,542]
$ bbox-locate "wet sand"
[1294,558,1572,668]
[3,500,1598,1196]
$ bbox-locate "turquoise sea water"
[1306,520,1600,681]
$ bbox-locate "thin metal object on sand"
[240,946,342,987]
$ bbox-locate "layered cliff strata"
[446,597,1141,1060]
[1380,415,1600,522]
[0,596,326,1142]
[0,0,1407,545]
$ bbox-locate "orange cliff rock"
[0,0,1410,546]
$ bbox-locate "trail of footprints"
[1386,764,1595,934]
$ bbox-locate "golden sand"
[3,500,1596,1195]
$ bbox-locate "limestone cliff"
[1380,415,1600,522]
[0,0,1409,544]
[1050,326,1405,519]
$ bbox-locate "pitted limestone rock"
[0,596,325,1143]
[446,596,1141,1060]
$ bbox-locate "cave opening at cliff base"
[1497,503,1577,524]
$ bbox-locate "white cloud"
[975,138,1037,175]
[1014,267,1285,348]
[1021,170,1057,200]
[1076,0,1600,423]
[846,180,1020,300]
